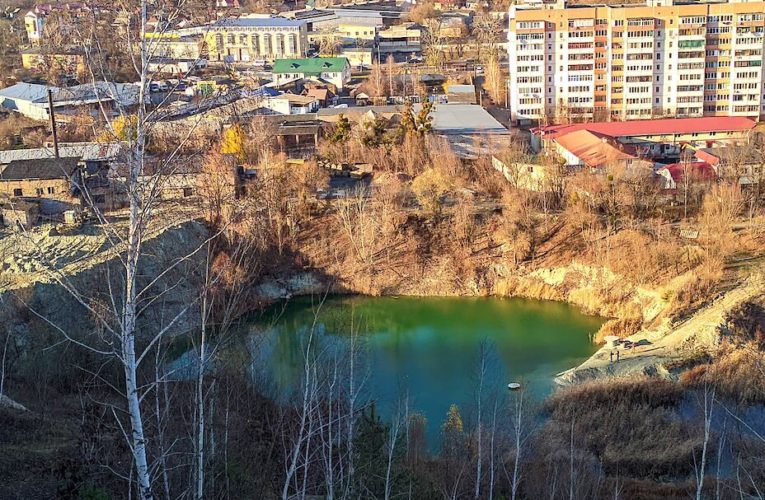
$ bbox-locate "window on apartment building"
[656,86,660,92]
[656,98,660,104]
[183,188,194,197]
[35,188,43,196]
[13,188,22,196]
[47,187,54,194]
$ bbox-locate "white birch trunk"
[195,289,208,500]
[511,389,524,500]
[695,385,715,500]
[121,0,153,495]
[474,345,486,500]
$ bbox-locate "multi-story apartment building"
[508,0,765,125]
[204,16,308,63]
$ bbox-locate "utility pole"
[388,55,393,98]
[47,88,59,158]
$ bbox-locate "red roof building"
[533,117,756,141]
[553,129,641,169]
[656,161,717,190]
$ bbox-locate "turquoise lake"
[243,295,605,446]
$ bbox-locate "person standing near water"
[610,351,614,363]
[616,350,620,362]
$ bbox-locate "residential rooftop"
[0,157,81,181]
[428,104,509,136]
[0,143,122,165]
[534,117,757,140]
[272,57,349,74]
[554,129,638,168]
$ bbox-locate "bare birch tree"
[3,1,238,497]
[694,383,716,500]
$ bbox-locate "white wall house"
[271,57,351,90]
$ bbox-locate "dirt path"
[556,270,765,385]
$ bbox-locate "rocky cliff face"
[0,220,209,348]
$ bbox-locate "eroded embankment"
[3,218,760,389]
[0,220,208,342]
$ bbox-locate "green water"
[244,295,604,446]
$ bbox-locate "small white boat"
[507,383,521,391]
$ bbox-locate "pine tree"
[330,114,352,144]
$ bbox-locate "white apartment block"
[508,0,765,124]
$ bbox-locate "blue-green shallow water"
[243,295,605,447]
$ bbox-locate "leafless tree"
[1,1,241,497]
[693,383,716,500]
[384,391,409,500]
[422,19,446,69]
[335,185,379,266]
[509,385,526,500]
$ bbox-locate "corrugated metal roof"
[0,157,81,180]
[659,161,717,183]
[0,82,141,106]
[428,104,509,135]
[555,129,637,168]
[0,83,50,103]
[447,85,475,94]
[535,117,756,140]
[215,16,304,28]
[0,143,123,164]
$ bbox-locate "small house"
[303,87,334,107]
[271,57,352,91]
[0,197,39,230]
[655,161,717,191]
[0,156,115,214]
[694,146,764,187]
[263,93,320,115]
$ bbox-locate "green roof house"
[271,57,352,91]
